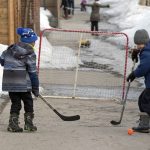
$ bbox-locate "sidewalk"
[59,7,90,30]
[0,96,150,150]
[59,0,117,31]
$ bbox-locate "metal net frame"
[38,28,129,101]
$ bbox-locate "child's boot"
[132,112,150,133]
[7,113,23,132]
[24,112,37,131]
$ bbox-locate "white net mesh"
[38,29,130,100]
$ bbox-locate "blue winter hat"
[17,27,38,43]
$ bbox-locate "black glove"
[0,57,4,66]
[131,49,140,63]
[127,72,135,82]
[32,87,39,97]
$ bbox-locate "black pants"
[9,92,34,115]
[63,8,68,18]
[69,0,74,15]
[91,21,99,31]
[138,89,150,116]
[81,4,86,11]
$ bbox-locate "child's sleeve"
[134,54,150,77]
[26,53,39,88]
[84,3,93,7]
[98,4,110,8]
[0,51,6,66]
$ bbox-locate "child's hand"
[32,87,39,97]
[127,72,135,82]
[131,48,140,63]
[107,4,110,8]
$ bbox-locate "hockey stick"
[110,81,131,125]
[39,94,80,121]
[110,60,136,125]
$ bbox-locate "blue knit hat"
[17,27,38,43]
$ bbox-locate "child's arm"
[28,72,39,97]
[0,51,6,66]
[26,53,39,97]
[84,3,93,7]
[0,57,4,66]
[134,54,150,77]
[97,4,110,8]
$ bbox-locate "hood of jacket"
[7,42,34,59]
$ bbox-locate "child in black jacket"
[0,27,39,132]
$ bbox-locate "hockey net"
[38,28,129,100]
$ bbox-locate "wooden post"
[57,0,61,28]
[24,0,30,27]
[8,0,15,44]
[139,0,146,5]
[14,0,22,42]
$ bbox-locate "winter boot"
[132,112,150,133]
[24,113,37,131]
[7,113,23,132]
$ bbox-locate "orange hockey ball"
[128,128,134,135]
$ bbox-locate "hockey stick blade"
[39,95,80,121]
[110,120,121,125]
[54,109,80,121]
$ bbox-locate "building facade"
[0,0,40,45]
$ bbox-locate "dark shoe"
[132,113,150,133]
[24,113,37,132]
[7,113,23,132]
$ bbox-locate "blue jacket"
[0,42,39,92]
[134,41,150,88]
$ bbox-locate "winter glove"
[107,4,110,8]
[127,72,135,82]
[32,87,39,97]
[0,57,4,66]
[131,49,140,63]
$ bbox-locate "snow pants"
[91,21,99,32]
[138,88,150,116]
[9,92,33,115]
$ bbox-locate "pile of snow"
[100,0,150,47]
[40,7,52,30]
[35,37,78,69]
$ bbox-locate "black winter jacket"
[0,42,39,92]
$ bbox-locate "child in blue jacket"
[127,29,150,133]
[0,27,39,132]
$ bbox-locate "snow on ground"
[34,37,78,69]
[100,0,150,47]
